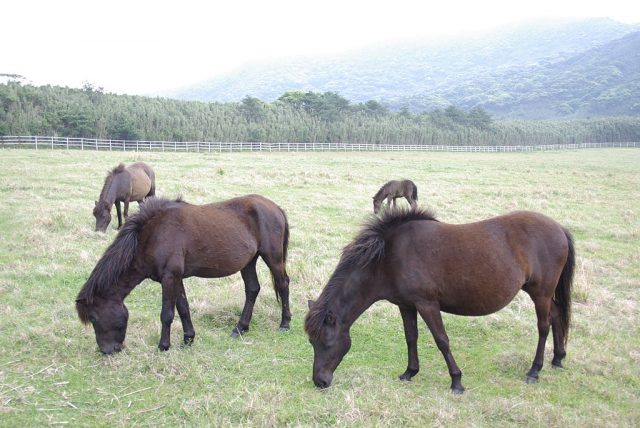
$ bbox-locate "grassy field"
[0,148,638,426]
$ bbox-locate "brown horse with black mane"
[305,208,574,394]
[77,194,291,354]
[93,162,156,232]
[372,179,418,214]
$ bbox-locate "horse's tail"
[145,164,156,197]
[270,206,290,303]
[555,227,575,347]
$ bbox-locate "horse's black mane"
[77,196,186,323]
[97,164,126,204]
[305,207,437,338]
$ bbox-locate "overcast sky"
[3,0,639,95]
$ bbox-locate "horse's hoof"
[552,362,563,369]
[399,368,418,381]
[158,344,170,351]
[279,326,290,332]
[525,375,539,384]
[183,334,195,346]
[451,386,465,395]
[230,327,248,338]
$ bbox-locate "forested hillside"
[2,82,640,145]
[170,18,640,119]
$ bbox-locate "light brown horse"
[372,179,418,214]
[93,162,156,232]
[305,208,574,393]
[77,195,291,354]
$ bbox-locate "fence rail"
[1,136,638,153]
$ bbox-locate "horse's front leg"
[115,201,123,229]
[158,273,180,351]
[176,280,196,345]
[398,305,420,381]
[416,301,465,394]
[232,257,260,338]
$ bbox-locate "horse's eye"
[89,315,97,323]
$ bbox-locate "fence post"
[35,136,38,150]
[66,137,69,150]
[81,138,84,150]
[51,136,54,149]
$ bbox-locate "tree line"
[1,82,639,145]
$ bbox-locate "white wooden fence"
[1,136,638,153]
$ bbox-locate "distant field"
[0,148,638,426]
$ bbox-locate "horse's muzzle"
[100,343,123,355]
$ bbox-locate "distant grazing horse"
[93,162,156,232]
[372,179,418,214]
[305,209,574,393]
[77,195,291,354]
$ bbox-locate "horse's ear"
[307,299,315,309]
[325,311,336,326]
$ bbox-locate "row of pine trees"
[1,82,639,145]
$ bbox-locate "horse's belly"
[439,282,521,316]
[130,179,151,201]
[184,266,242,279]
[183,240,257,279]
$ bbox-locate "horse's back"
[139,195,285,278]
[386,211,569,315]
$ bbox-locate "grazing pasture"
[0,148,638,426]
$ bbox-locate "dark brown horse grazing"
[77,195,291,354]
[372,179,418,214]
[305,208,574,393]
[93,162,156,232]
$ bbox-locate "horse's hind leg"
[262,253,292,332]
[406,196,417,210]
[526,296,552,383]
[416,301,465,394]
[123,197,130,220]
[176,281,196,345]
[398,305,420,381]
[550,300,566,368]
[115,201,123,229]
[232,256,261,338]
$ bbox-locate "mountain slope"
[170,18,640,119]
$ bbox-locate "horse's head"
[93,201,111,232]
[76,296,129,354]
[306,300,352,389]
[373,197,382,214]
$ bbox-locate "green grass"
[0,148,638,426]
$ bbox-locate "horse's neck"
[330,271,381,330]
[100,175,123,205]
[116,269,145,300]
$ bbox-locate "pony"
[77,195,291,354]
[305,208,574,393]
[93,162,156,232]
[372,179,418,214]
